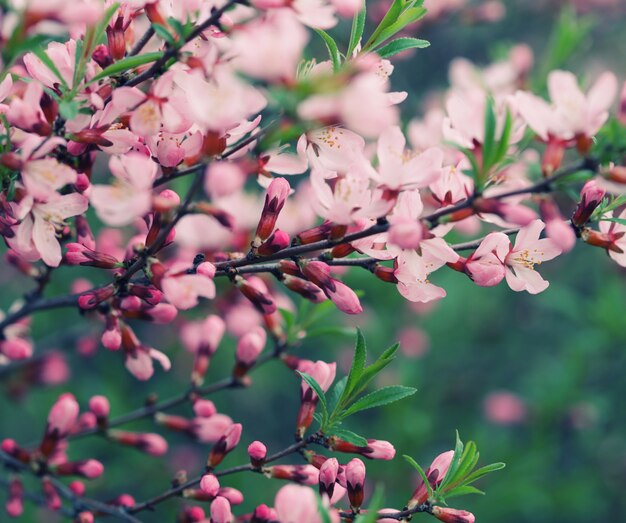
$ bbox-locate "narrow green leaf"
[344,328,367,399]
[327,376,347,414]
[153,23,177,46]
[90,52,164,83]
[445,485,485,498]
[363,0,405,50]
[330,428,368,447]
[347,6,367,58]
[305,326,354,339]
[59,100,79,120]
[356,342,400,392]
[365,6,427,51]
[598,217,626,226]
[316,493,333,523]
[377,37,430,58]
[438,431,464,492]
[493,108,512,165]
[461,462,506,485]
[403,455,433,499]
[315,29,342,72]
[342,385,416,418]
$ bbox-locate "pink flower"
[504,220,562,294]
[6,82,49,134]
[235,326,267,367]
[409,450,454,507]
[46,393,79,438]
[514,70,618,142]
[9,193,89,267]
[121,326,171,381]
[371,126,444,192]
[298,127,365,173]
[161,262,216,310]
[90,153,157,226]
[230,10,310,82]
[248,441,268,467]
[464,232,509,287]
[208,423,243,467]
[274,484,324,523]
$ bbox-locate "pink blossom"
[9,193,89,267]
[235,326,267,366]
[298,127,365,172]
[371,126,444,191]
[464,232,509,287]
[46,394,79,437]
[274,484,324,523]
[90,153,157,226]
[514,70,618,142]
[504,220,562,294]
[161,262,216,310]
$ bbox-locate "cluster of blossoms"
[0,0,625,521]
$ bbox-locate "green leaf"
[153,23,177,46]
[461,462,506,485]
[59,100,80,120]
[356,342,400,392]
[315,29,342,72]
[493,108,513,165]
[344,328,367,399]
[316,493,333,523]
[89,52,164,83]
[363,0,405,51]
[365,5,427,52]
[598,217,626,226]
[347,6,367,58]
[327,376,347,414]
[330,428,368,447]
[438,431,464,492]
[297,371,329,423]
[342,385,416,418]
[445,485,485,498]
[377,37,430,58]
[404,455,433,499]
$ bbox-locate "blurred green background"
[2,1,626,521]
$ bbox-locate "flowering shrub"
[0,0,625,521]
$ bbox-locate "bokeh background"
[2,0,626,521]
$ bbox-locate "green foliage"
[456,98,513,189]
[535,7,595,92]
[404,432,505,504]
[362,0,428,54]
[89,52,165,84]
[347,6,367,57]
[298,330,416,440]
[377,37,430,58]
[315,29,342,72]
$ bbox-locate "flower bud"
[41,393,79,456]
[55,459,104,479]
[319,457,339,498]
[210,496,233,523]
[431,507,475,523]
[255,178,290,241]
[572,180,606,227]
[208,423,242,467]
[234,327,267,377]
[282,275,325,302]
[251,504,276,522]
[5,478,23,517]
[235,276,277,315]
[107,430,168,456]
[300,261,362,315]
[346,458,366,509]
[268,465,319,485]
[328,437,395,460]
[248,441,267,468]
[78,285,115,310]
[88,395,110,421]
[409,450,454,507]
[257,229,290,256]
[200,474,220,497]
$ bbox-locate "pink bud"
[76,511,95,523]
[235,327,267,371]
[210,496,233,523]
[257,229,290,256]
[108,430,168,456]
[346,458,366,508]
[76,460,104,479]
[208,423,242,467]
[46,393,79,438]
[145,303,178,324]
[252,504,276,522]
[432,507,475,523]
[5,478,23,517]
[78,285,115,309]
[193,400,217,418]
[200,474,220,497]
[572,180,606,227]
[1,338,32,360]
[88,395,110,419]
[218,487,243,505]
[301,261,362,315]
[319,457,339,498]
[197,261,216,278]
[248,441,267,467]
[331,0,363,18]
[255,177,290,241]
[69,481,85,496]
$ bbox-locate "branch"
[0,450,142,522]
[128,437,313,514]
